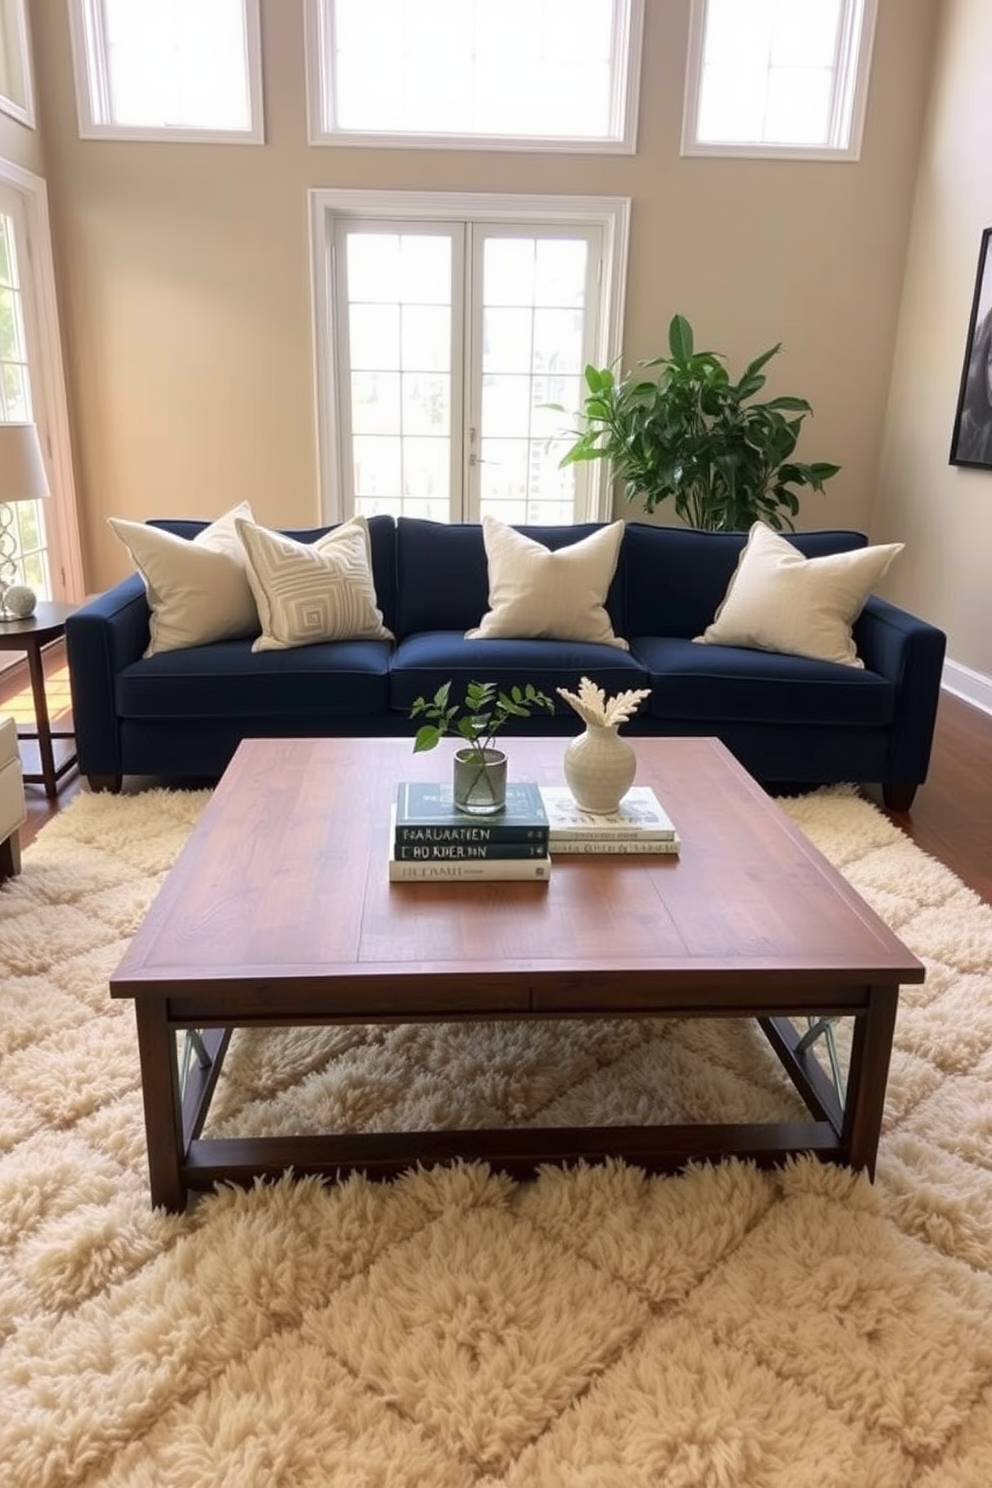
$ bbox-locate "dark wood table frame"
[0,601,78,800]
[111,737,924,1213]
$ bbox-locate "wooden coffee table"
[111,736,924,1212]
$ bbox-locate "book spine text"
[394,826,549,847]
[388,856,552,881]
[550,839,680,855]
[547,828,676,843]
[393,842,548,861]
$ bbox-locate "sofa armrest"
[854,596,947,787]
[65,575,150,778]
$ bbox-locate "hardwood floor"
[3,644,991,903]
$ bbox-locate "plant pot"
[453,747,507,815]
[563,724,636,814]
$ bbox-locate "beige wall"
[873,0,992,687]
[0,106,43,175]
[28,0,938,594]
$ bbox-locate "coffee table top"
[111,736,923,1012]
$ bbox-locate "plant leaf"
[668,313,694,362]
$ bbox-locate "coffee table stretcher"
[132,979,897,1215]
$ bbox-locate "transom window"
[306,0,643,153]
[682,0,877,160]
[67,0,264,142]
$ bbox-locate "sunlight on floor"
[0,661,73,728]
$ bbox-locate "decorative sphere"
[4,585,37,618]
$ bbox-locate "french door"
[314,192,629,525]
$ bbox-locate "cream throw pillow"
[465,516,628,650]
[695,521,904,668]
[236,516,392,652]
[108,502,258,657]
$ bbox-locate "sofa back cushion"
[393,517,627,638]
[150,513,399,635]
[621,524,869,639]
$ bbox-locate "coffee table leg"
[134,999,187,1213]
[842,983,899,1177]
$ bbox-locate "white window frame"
[66,0,265,144]
[682,0,878,162]
[308,190,631,524]
[304,0,644,154]
[0,0,34,128]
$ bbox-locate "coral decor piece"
[557,677,653,813]
[556,676,652,729]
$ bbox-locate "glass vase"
[453,747,507,814]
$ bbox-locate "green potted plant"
[410,679,555,814]
[555,313,840,532]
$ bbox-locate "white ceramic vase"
[563,724,636,814]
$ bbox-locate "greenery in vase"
[409,679,555,764]
[553,313,840,532]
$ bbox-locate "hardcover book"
[387,845,552,882]
[538,785,678,841]
[389,807,547,860]
[551,837,680,856]
[394,781,550,846]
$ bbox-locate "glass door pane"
[338,225,460,520]
[471,230,593,524]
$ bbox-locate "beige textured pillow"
[695,521,904,668]
[465,516,628,650]
[108,502,258,657]
[236,516,393,652]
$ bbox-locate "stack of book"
[538,785,680,855]
[388,781,552,881]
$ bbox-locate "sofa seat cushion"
[389,632,649,713]
[629,637,894,727]
[116,638,393,721]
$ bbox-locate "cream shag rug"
[2,787,992,1487]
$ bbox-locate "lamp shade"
[0,422,49,503]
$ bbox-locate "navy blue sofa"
[64,516,947,810]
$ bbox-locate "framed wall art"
[950,227,992,469]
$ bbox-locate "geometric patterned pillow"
[235,516,393,651]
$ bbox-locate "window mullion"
[461,225,481,524]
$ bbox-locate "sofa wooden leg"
[0,830,21,878]
[88,774,123,794]
[882,782,917,813]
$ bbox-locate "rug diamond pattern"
[2,785,992,1484]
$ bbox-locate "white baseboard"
[942,658,992,718]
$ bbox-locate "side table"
[0,601,78,800]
